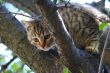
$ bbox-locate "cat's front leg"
[85,41,99,55]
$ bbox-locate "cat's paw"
[85,46,99,55]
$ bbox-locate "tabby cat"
[22,18,55,51]
[22,3,104,53]
[57,3,103,53]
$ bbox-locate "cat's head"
[21,18,55,51]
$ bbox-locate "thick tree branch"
[6,0,37,16]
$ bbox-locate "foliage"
[99,22,108,30]
[0,0,4,5]
[63,66,70,73]
[0,44,33,73]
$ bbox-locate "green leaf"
[63,66,69,73]
[27,70,33,73]
[4,70,13,73]
[17,64,24,73]
[0,57,5,65]
[53,0,57,4]
[12,63,19,71]
[99,22,108,30]
[0,0,4,5]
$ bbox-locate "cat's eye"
[34,38,39,42]
[44,34,51,39]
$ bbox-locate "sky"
[70,0,110,8]
[70,0,100,4]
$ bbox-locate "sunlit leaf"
[63,66,69,73]
[12,63,19,71]
[4,70,13,73]
[0,57,5,65]
[0,0,4,5]
[27,70,33,73]
[16,64,24,73]
[99,22,108,30]
[16,69,24,73]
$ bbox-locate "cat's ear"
[21,20,33,28]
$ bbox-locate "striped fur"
[58,4,102,53]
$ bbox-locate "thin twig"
[0,56,17,72]
[0,37,1,43]
[98,25,110,73]
[0,11,36,19]
[102,20,110,23]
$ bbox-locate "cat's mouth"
[38,47,51,51]
[34,41,54,51]
[31,39,49,51]
[39,44,55,51]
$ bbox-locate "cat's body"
[22,3,105,53]
[57,3,103,53]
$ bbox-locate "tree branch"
[0,56,17,72]
[0,11,35,19]
[6,0,38,16]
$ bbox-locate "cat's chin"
[38,46,54,51]
[38,48,50,51]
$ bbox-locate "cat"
[56,3,104,53]
[21,17,55,51]
[22,3,105,54]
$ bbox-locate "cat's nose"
[39,40,45,48]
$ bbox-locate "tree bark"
[7,0,38,16]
